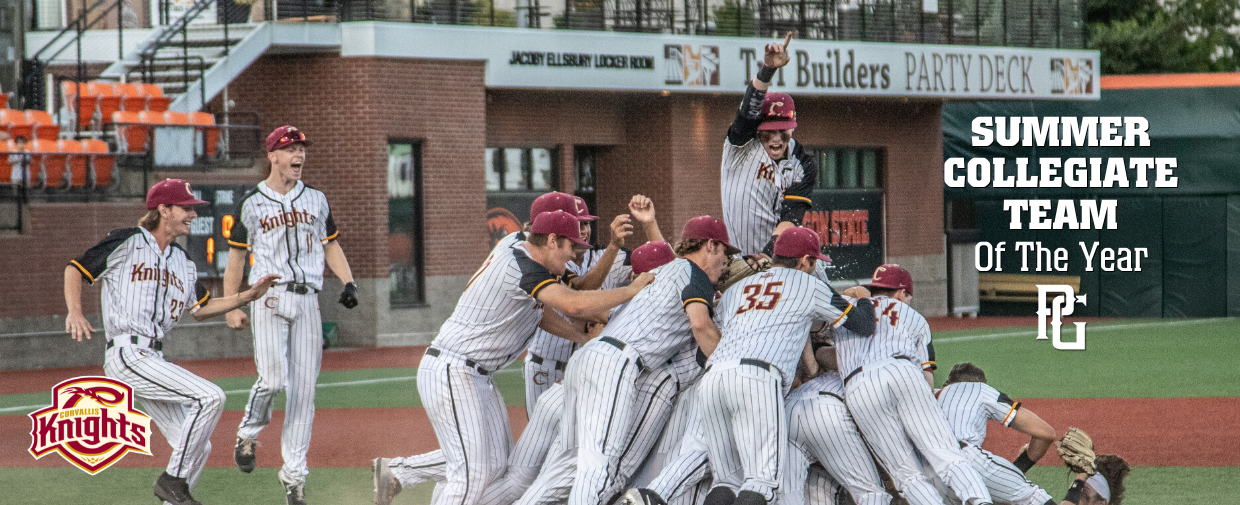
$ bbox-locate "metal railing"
[269,0,1084,47]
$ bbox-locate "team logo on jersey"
[1035,285,1087,350]
[28,376,152,474]
[533,371,549,386]
[130,263,185,292]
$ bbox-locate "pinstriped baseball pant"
[845,360,991,505]
[957,445,1051,505]
[646,382,712,505]
[784,392,890,505]
[236,290,321,483]
[105,345,225,489]
[524,356,567,420]
[564,341,643,505]
[696,361,786,501]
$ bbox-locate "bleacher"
[0,80,221,191]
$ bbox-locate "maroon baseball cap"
[865,264,914,295]
[266,125,309,152]
[631,241,675,275]
[531,210,592,248]
[680,216,741,256]
[773,227,830,262]
[758,92,797,131]
[146,178,208,209]
[530,192,589,222]
[572,196,598,221]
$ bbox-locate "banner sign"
[343,23,1100,100]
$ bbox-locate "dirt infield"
[4,397,1235,468]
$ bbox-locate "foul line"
[0,368,522,415]
[935,317,1231,343]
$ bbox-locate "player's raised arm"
[572,212,633,291]
[628,194,664,243]
[728,32,793,147]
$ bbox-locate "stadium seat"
[58,140,88,187]
[164,111,191,125]
[189,112,219,157]
[25,110,60,141]
[140,84,171,112]
[28,139,66,189]
[62,81,97,130]
[0,140,14,184]
[0,85,8,109]
[0,109,33,141]
[113,111,149,153]
[89,82,121,127]
[115,82,148,112]
[81,139,113,187]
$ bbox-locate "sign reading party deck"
[344,23,1100,100]
[28,377,152,474]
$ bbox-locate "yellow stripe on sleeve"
[830,303,854,327]
[191,293,211,311]
[784,195,812,203]
[321,231,340,243]
[227,240,251,249]
[530,278,557,298]
[1003,401,1021,425]
[71,260,96,284]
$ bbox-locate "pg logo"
[1035,285,1087,350]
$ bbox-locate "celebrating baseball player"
[835,264,993,505]
[223,126,358,505]
[64,179,280,505]
[388,209,655,505]
[936,363,1057,505]
[720,32,816,262]
[695,227,874,505]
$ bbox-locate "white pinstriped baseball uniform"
[937,383,1053,505]
[561,258,715,505]
[399,238,560,505]
[525,246,632,416]
[71,227,222,493]
[697,267,856,501]
[230,180,337,484]
[837,297,992,505]
[783,372,890,505]
[720,84,816,258]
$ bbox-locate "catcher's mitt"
[1056,427,1096,475]
[718,255,773,292]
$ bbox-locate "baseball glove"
[1056,427,1096,475]
[718,255,773,292]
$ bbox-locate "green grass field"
[3,317,1237,504]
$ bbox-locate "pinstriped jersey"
[598,258,715,366]
[71,227,211,342]
[834,296,934,379]
[936,382,1021,446]
[527,246,633,361]
[710,267,851,385]
[230,181,338,291]
[788,371,846,403]
[435,241,559,371]
[669,341,707,388]
[720,86,816,257]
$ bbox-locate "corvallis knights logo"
[28,376,152,474]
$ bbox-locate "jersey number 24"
[736,281,783,314]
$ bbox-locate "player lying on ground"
[65,179,280,505]
[380,209,656,505]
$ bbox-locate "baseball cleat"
[153,471,202,505]
[373,457,402,505]
[234,437,258,473]
[279,469,307,505]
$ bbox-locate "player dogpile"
[62,35,1127,505]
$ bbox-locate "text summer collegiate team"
[64,35,1127,505]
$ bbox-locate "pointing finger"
[783,31,794,49]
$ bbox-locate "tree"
[1087,0,1240,74]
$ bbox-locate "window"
[813,147,883,189]
[486,147,557,191]
[389,141,425,307]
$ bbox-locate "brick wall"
[0,201,147,318]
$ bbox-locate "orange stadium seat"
[115,82,148,111]
[140,84,171,112]
[62,81,97,130]
[0,109,33,141]
[26,110,59,141]
[113,111,149,153]
[0,140,15,183]
[58,140,88,187]
[28,139,66,189]
[81,139,113,187]
[190,112,219,157]
[164,111,190,125]
[89,82,121,126]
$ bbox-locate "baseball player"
[557,216,735,505]
[695,227,874,505]
[720,32,816,261]
[224,126,359,505]
[1057,455,1128,505]
[64,179,280,505]
[389,210,656,505]
[935,363,1056,505]
[783,344,891,505]
[835,265,992,505]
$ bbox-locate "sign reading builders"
[345,24,1099,100]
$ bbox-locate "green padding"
[1099,197,1162,317]
[1231,196,1240,316]
[1163,197,1227,316]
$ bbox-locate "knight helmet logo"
[28,376,152,474]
